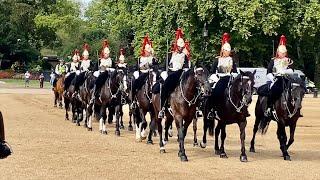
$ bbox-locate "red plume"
[120,48,125,55]
[184,41,191,59]
[102,40,109,48]
[140,33,152,56]
[73,49,80,55]
[83,43,90,51]
[221,33,230,45]
[100,40,110,58]
[173,28,185,52]
[279,35,286,46]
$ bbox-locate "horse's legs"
[238,120,248,162]
[193,118,198,146]
[214,122,221,155]
[277,123,290,160]
[86,103,93,131]
[139,109,147,140]
[64,98,69,120]
[200,109,209,148]
[175,117,187,161]
[250,116,261,153]
[100,105,107,134]
[119,105,124,129]
[59,93,63,108]
[286,123,297,150]
[54,92,58,107]
[115,105,121,136]
[108,106,115,124]
[128,107,133,131]
[164,114,173,142]
[219,123,228,158]
[147,110,156,144]
[157,117,165,153]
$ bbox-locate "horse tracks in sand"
[0,88,320,179]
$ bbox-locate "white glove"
[76,70,81,75]
[160,71,168,80]
[93,71,100,77]
[283,68,293,74]
[133,71,139,79]
[209,74,219,83]
[267,73,275,82]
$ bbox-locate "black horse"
[201,70,255,162]
[250,75,305,160]
[94,69,124,136]
[132,69,157,143]
[78,71,96,130]
[64,74,84,125]
[153,67,210,161]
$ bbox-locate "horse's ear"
[253,70,256,75]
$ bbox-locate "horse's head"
[235,70,256,105]
[289,77,305,116]
[194,66,211,96]
[115,69,125,85]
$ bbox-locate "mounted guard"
[158,28,190,118]
[64,49,81,93]
[91,40,114,103]
[131,34,158,107]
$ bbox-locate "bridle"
[227,74,253,113]
[108,70,124,99]
[179,68,206,107]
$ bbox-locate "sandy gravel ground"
[0,88,319,180]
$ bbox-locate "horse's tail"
[256,96,271,135]
[94,104,101,121]
[258,117,271,135]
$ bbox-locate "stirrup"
[264,108,272,117]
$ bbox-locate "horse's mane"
[180,69,194,82]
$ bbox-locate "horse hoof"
[54,105,57,107]
[180,155,188,162]
[193,142,199,147]
[240,155,248,162]
[87,127,93,131]
[160,148,166,153]
[249,147,255,153]
[115,131,120,136]
[120,125,125,129]
[284,155,291,161]
[200,142,206,148]
[128,126,133,131]
[76,123,80,126]
[102,131,107,135]
[209,130,214,137]
[141,136,147,140]
[220,153,228,158]
[147,140,153,145]
[215,150,221,155]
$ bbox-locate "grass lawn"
[0,79,51,89]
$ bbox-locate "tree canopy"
[0,0,320,85]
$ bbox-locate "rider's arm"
[267,60,275,82]
[55,65,60,74]
[152,58,159,71]
[231,60,237,73]
[210,59,218,74]
[183,55,189,69]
